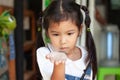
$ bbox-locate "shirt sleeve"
[36,47,53,80]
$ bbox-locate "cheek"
[70,34,79,41]
[50,38,60,50]
[71,36,78,45]
[49,37,59,45]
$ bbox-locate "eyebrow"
[50,29,76,33]
[50,31,59,33]
[67,30,76,32]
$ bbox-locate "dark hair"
[80,5,97,79]
[41,0,97,79]
[43,0,83,31]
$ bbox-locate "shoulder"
[37,47,50,53]
[37,47,50,56]
[36,47,51,63]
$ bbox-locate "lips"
[60,47,68,51]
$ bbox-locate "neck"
[67,47,82,61]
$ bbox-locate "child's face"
[47,20,80,54]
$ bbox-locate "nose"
[60,36,66,45]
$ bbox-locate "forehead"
[48,20,78,30]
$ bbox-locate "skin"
[46,20,82,80]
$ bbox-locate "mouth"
[59,47,68,52]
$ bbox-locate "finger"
[46,54,50,59]
[46,54,54,59]
[55,60,65,65]
[62,61,65,64]
[46,54,56,63]
[55,61,59,65]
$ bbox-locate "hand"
[46,51,67,65]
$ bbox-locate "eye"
[52,34,59,36]
[67,32,74,35]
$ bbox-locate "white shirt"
[36,44,92,80]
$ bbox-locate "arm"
[46,51,67,80]
[51,63,65,80]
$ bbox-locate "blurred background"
[0,0,120,80]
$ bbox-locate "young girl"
[37,0,97,80]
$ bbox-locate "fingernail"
[62,61,65,64]
[55,62,59,65]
